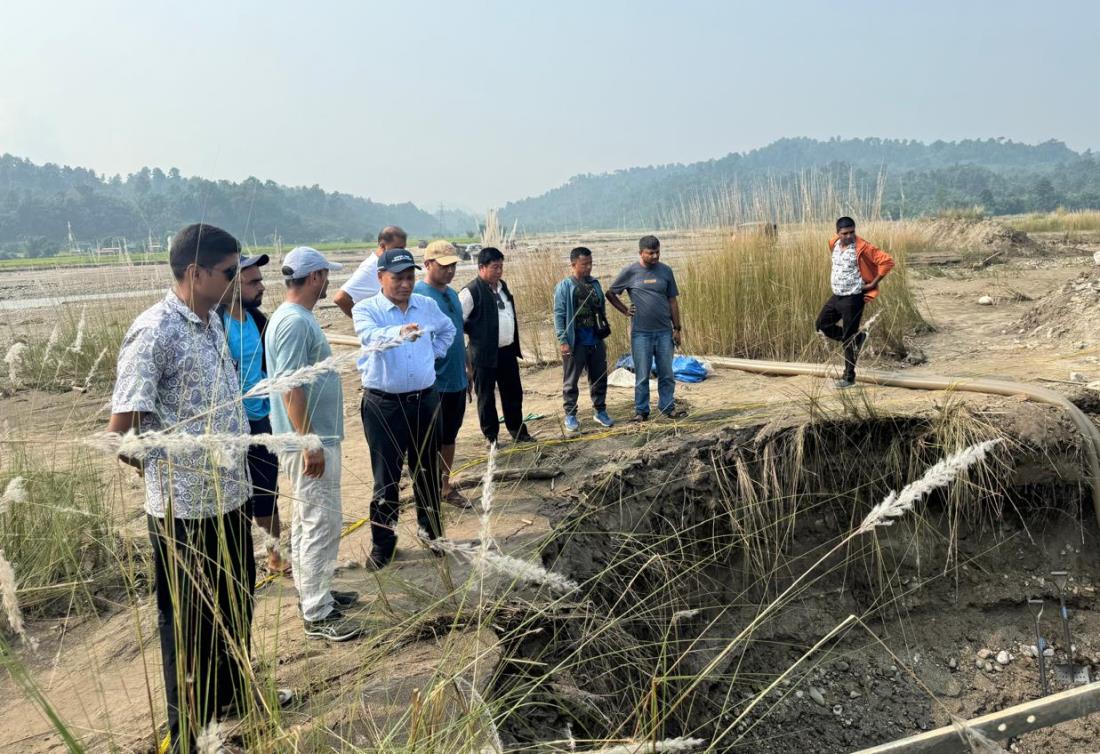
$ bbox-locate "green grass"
[1008,209,1100,233]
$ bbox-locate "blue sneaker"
[592,410,614,428]
[563,414,580,433]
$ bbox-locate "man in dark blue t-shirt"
[607,235,686,421]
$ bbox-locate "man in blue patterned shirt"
[107,223,254,753]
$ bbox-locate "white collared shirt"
[459,281,515,347]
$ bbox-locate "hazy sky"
[2,0,1097,211]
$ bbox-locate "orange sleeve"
[869,242,895,276]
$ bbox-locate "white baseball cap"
[281,246,343,279]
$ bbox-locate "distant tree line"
[499,137,1100,230]
[0,155,476,257]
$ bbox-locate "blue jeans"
[631,329,676,416]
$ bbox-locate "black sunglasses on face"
[202,264,238,282]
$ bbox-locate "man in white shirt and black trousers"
[459,246,535,448]
[353,247,456,569]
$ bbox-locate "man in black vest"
[459,246,535,447]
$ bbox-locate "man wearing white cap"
[266,246,363,642]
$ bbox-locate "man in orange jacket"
[815,216,895,388]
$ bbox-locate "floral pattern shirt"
[831,241,864,296]
[111,291,252,518]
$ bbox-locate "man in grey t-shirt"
[266,246,363,642]
[607,235,686,421]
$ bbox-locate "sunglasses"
[202,263,238,282]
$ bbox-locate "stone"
[1071,371,1090,383]
[835,660,850,672]
[833,705,844,716]
[977,648,993,660]
[1093,251,1100,266]
[948,658,958,670]
[996,650,1011,666]
[984,661,995,672]
[977,295,994,306]
[809,687,826,706]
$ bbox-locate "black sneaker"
[628,413,649,423]
[364,551,392,571]
[660,406,688,419]
[331,590,359,608]
[512,429,536,444]
[304,609,365,642]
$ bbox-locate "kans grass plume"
[82,347,109,391]
[246,330,419,397]
[4,342,28,388]
[85,430,324,469]
[425,442,580,594]
[0,549,36,648]
[858,439,1002,534]
[68,307,86,354]
[1,476,28,515]
[42,323,60,364]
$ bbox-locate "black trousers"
[245,416,280,520]
[360,388,443,560]
[148,507,255,754]
[816,293,866,380]
[473,343,526,442]
[562,340,608,415]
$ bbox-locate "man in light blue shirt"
[219,253,289,575]
[353,247,455,568]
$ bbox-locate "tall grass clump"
[5,303,141,394]
[678,221,927,360]
[1008,208,1100,233]
[0,445,127,616]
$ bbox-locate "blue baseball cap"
[378,248,420,273]
[281,246,343,279]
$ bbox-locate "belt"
[367,387,433,403]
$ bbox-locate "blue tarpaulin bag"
[614,354,710,383]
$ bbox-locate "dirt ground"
[4,227,1100,752]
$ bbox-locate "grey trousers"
[280,444,342,622]
[562,340,608,416]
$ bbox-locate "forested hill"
[0,155,477,254]
[499,137,1100,231]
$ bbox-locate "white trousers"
[280,444,343,622]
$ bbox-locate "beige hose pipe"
[707,356,1100,529]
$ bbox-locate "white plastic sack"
[608,367,655,391]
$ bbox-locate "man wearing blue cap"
[353,247,456,569]
[218,253,289,575]
[266,246,363,642]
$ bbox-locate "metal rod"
[1029,597,1050,695]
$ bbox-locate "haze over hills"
[3,137,1100,256]
[499,137,1100,231]
[0,154,478,256]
